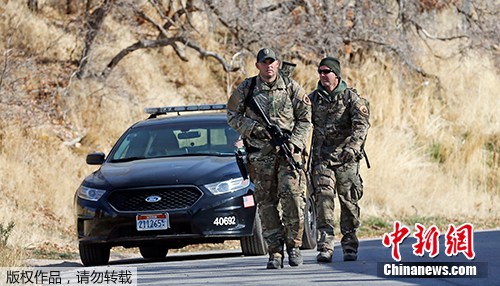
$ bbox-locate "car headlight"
[77,186,106,201]
[204,177,250,195]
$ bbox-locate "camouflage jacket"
[308,80,370,163]
[227,74,312,151]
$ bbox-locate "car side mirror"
[86,152,105,165]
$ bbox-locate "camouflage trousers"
[247,151,306,254]
[312,161,363,253]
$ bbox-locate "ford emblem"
[145,195,162,203]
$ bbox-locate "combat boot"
[343,250,357,261]
[341,230,359,261]
[287,247,303,267]
[316,249,333,263]
[266,252,284,269]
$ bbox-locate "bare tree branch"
[179,0,199,32]
[0,48,11,94]
[148,0,180,32]
[101,36,241,79]
[100,0,241,78]
[182,40,242,72]
[412,20,468,41]
[102,38,176,78]
[90,0,497,82]
[162,0,198,32]
[135,9,170,38]
[259,0,301,13]
[75,0,112,79]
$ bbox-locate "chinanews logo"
[378,221,488,278]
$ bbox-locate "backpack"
[244,61,295,107]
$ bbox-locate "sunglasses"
[318,69,334,75]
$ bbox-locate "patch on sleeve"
[359,105,369,117]
[301,94,311,105]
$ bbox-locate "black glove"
[339,148,356,163]
[251,124,271,139]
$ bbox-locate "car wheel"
[301,188,317,250]
[240,212,267,256]
[139,245,169,259]
[79,243,110,266]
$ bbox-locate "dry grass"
[0,2,498,266]
[350,52,500,219]
[0,246,27,267]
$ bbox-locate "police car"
[74,104,316,266]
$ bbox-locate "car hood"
[83,155,240,190]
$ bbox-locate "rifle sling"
[244,76,257,108]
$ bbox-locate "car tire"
[139,245,169,259]
[301,183,318,250]
[240,212,267,256]
[301,197,318,249]
[79,243,110,266]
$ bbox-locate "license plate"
[136,213,170,231]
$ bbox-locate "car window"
[176,128,206,148]
[109,120,241,162]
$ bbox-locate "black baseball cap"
[256,48,277,63]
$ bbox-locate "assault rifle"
[249,97,303,171]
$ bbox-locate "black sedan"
[75,104,316,266]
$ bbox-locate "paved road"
[33,230,498,286]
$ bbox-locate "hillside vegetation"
[0,1,498,265]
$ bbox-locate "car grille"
[107,186,203,212]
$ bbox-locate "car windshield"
[109,120,241,162]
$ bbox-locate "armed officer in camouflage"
[309,57,370,263]
[227,48,312,269]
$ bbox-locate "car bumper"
[76,188,256,247]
